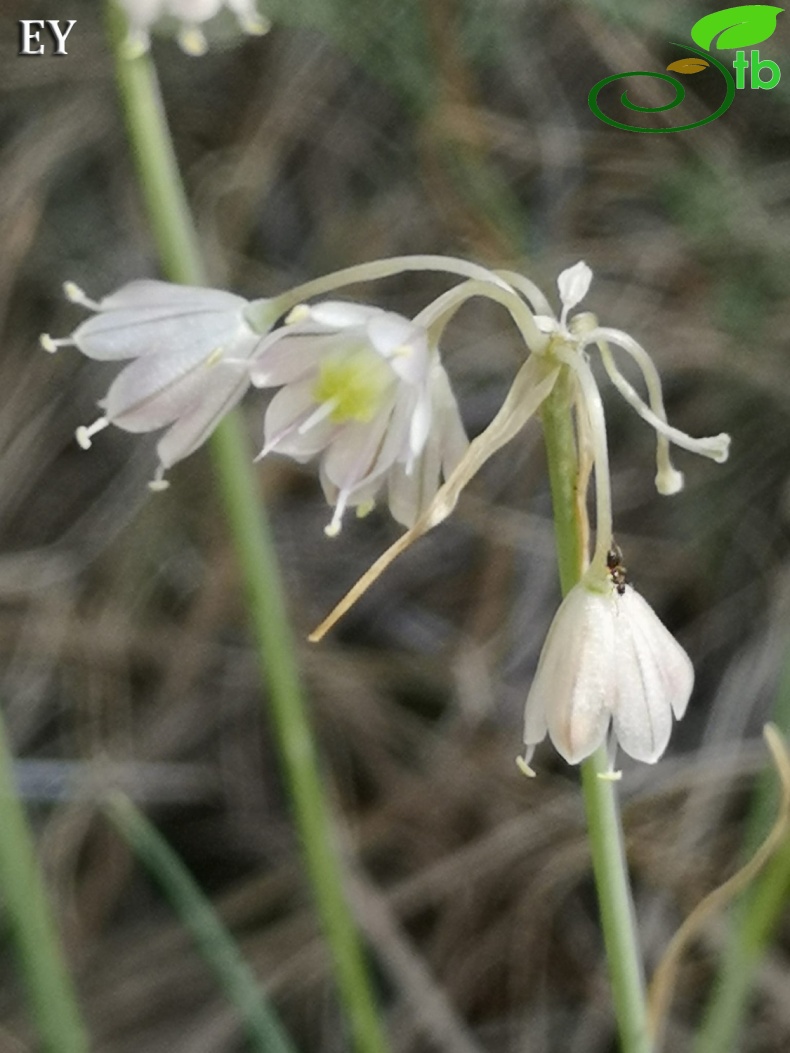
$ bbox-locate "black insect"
[606,542,628,596]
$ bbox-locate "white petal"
[306,301,382,329]
[262,380,337,461]
[249,331,354,388]
[525,585,615,764]
[156,365,248,468]
[97,280,246,313]
[557,261,593,313]
[619,588,694,721]
[74,304,253,363]
[102,342,237,431]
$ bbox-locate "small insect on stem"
[606,542,628,596]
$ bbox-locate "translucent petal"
[610,590,676,764]
[74,304,254,362]
[102,342,243,431]
[307,301,381,329]
[618,588,694,722]
[250,332,354,388]
[262,379,338,461]
[526,585,616,764]
[557,261,593,313]
[156,364,249,468]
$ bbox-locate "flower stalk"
[540,373,653,1053]
[105,5,389,1052]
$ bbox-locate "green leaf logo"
[690,5,784,50]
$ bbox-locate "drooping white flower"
[42,280,278,489]
[521,567,694,772]
[118,0,270,56]
[249,301,469,535]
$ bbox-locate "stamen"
[204,346,225,367]
[178,26,208,56]
[389,344,413,360]
[285,304,311,325]
[298,398,339,435]
[597,730,622,780]
[324,492,350,537]
[75,417,109,450]
[516,750,537,778]
[63,282,100,311]
[148,465,170,492]
[241,13,271,35]
[40,334,71,354]
[356,500,375,519]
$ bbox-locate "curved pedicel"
[588,43,736,133]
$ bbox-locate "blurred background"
[1,0,789,1050]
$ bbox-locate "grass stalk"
[0,708,89,1053]
[105,5,390,1051]
[105,793,297,1053]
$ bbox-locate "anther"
[75,417,109,450]
[63,282,100,310]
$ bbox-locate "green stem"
[106,6,389,1052]
[105,793,296,1053]
[541,369,652,1053]
[0,708,89,1053]
[694,648,790,1053]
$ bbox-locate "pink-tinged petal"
[156,364,249,468]
[526,586,616,765]
[101,342,236,431]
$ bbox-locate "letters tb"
[18,21,77,56]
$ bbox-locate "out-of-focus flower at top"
[118,0,270,57]
[250,301,469,536]
[41,280,279,490]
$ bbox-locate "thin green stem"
[105,793,296,1053]
[694,648,790,1053]
[541,369,652,1053]
[106,5,389,1052]
[0,708,89,1053]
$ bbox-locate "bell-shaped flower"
[521,568,694,772]
[249,301,469,535]
[118,0,270,56]
[41,280,277,489]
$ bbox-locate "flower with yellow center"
[250,301,468,536]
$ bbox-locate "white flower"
[118,0,270,56]
[249,301,469,535]
[42,280,277,489]
[522,570,694,772]
[537,261,730,497]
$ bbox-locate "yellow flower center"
[312,348,393,423]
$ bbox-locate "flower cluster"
[43,257,730,773]
[118,0,270,56]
